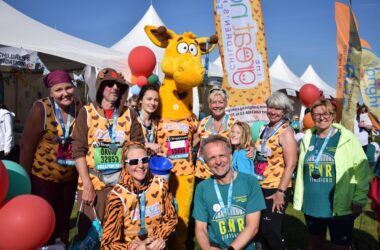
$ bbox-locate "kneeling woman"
[101,142,177,250]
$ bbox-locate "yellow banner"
[360,48,380,121]
[214,0,270,124]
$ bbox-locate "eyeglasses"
[125,156,150,165]
[311,112,332,119]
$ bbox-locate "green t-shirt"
[193,172,266,249]
[303,131,340,218]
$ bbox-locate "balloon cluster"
[0,160,55,249]
[128,46,159,96]
[298,83,323,129]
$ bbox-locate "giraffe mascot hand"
[145,26,217,250]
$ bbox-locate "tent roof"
[269,55,304,91]
[0,1,129,74]
[300,65,336,97]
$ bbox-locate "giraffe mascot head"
[145,26,217,119]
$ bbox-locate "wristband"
[227,246,235,250]
[277,188,286,194]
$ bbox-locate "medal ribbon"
[54,100,73,143]
[138,191,147,236]
[139,112,154,143]
[313,127,334,175]
[105,108,118,144]
[210,114,229,134]
[213,173,234,221]
[260,120,284,160]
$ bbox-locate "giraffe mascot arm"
[144,25,217,250]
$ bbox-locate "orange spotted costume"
[72,68,144,240]
[195,114,236,179]
[101,175,177,249]
[255,121,292,189]
[145,26,217,249]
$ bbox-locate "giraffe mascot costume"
[145,26,217,249]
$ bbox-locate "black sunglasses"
[209,87,227,95]
[104,81,121,88]
[125,156,150,165]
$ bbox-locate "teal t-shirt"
[192,172,266,249]
[302,131,340,218]
[232,149,255,176]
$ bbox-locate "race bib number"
[93,142,122,171]
[166,136,189,159]
[56,142,75,167]
[254,161,268,181]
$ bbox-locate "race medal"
[109,143,118,154]
[312,171,321,179]
[308,145,315,151]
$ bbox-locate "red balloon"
[299,83,322,107]
[136,75,148,87]
[303,112,315,129]
[0,195,55,250]
[0,161,8,205]
[128,46,156,77]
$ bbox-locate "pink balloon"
[0,161,8,206]
[299,83,322,107]
[136,75,148,87]
[0,195,55,250]
[128,46,156,77]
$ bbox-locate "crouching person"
[193,135,266,250]
[101,142,177,250]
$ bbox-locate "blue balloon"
[250,120,268,142]
[131,85,141,95]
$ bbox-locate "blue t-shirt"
[193,172,266,249]
[302,131,340,218]
[232,149,255,176]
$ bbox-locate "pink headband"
[43,70,72,88]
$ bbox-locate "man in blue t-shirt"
[193,135,266,250]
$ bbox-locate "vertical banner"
[214,0,270,124]
[360,47,380,121]
[335,1,362,131]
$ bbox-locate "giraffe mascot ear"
[144,26,177,48]
[197,35,218,55]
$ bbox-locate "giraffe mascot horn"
[144,25,217,250]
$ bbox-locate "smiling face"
[266,106,285,124]
[311,105,334,132]
[125,148,149,185]
[140,89,159,115]
[209,95,227,119]
[50,82,75,107]
[230,124,242,146]
[203,141,232,180]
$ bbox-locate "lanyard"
[312,127,334,176]
[105,108,118,144]
[139,112,154,143]
[138,191,147,236]
[210,115,228,134]
[260,119,284,157]
[213,173,234,220]
[53,100,73,144]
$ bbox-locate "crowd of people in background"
[1,67,379,250]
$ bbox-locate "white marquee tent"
[0,1,129,74]
[300,65,336,97]
[269,55,304,92]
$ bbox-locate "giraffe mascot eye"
[177,42,188,54]
[188,44,198,56]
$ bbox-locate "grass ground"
[69,201,378,250]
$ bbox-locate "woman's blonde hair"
[231,121,253,150]
[310,99,336,116]
[208,86,229,103]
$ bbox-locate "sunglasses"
[209,87,227,95]
[125,156,150,165]
[104,81,121,88]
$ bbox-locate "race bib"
[254,161,268,181]
[93,142,122,171]
[166,136,189,159]
[56,142,75,167]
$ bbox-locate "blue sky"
[4,0,380,88]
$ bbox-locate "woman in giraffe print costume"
[20,70,82,245]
